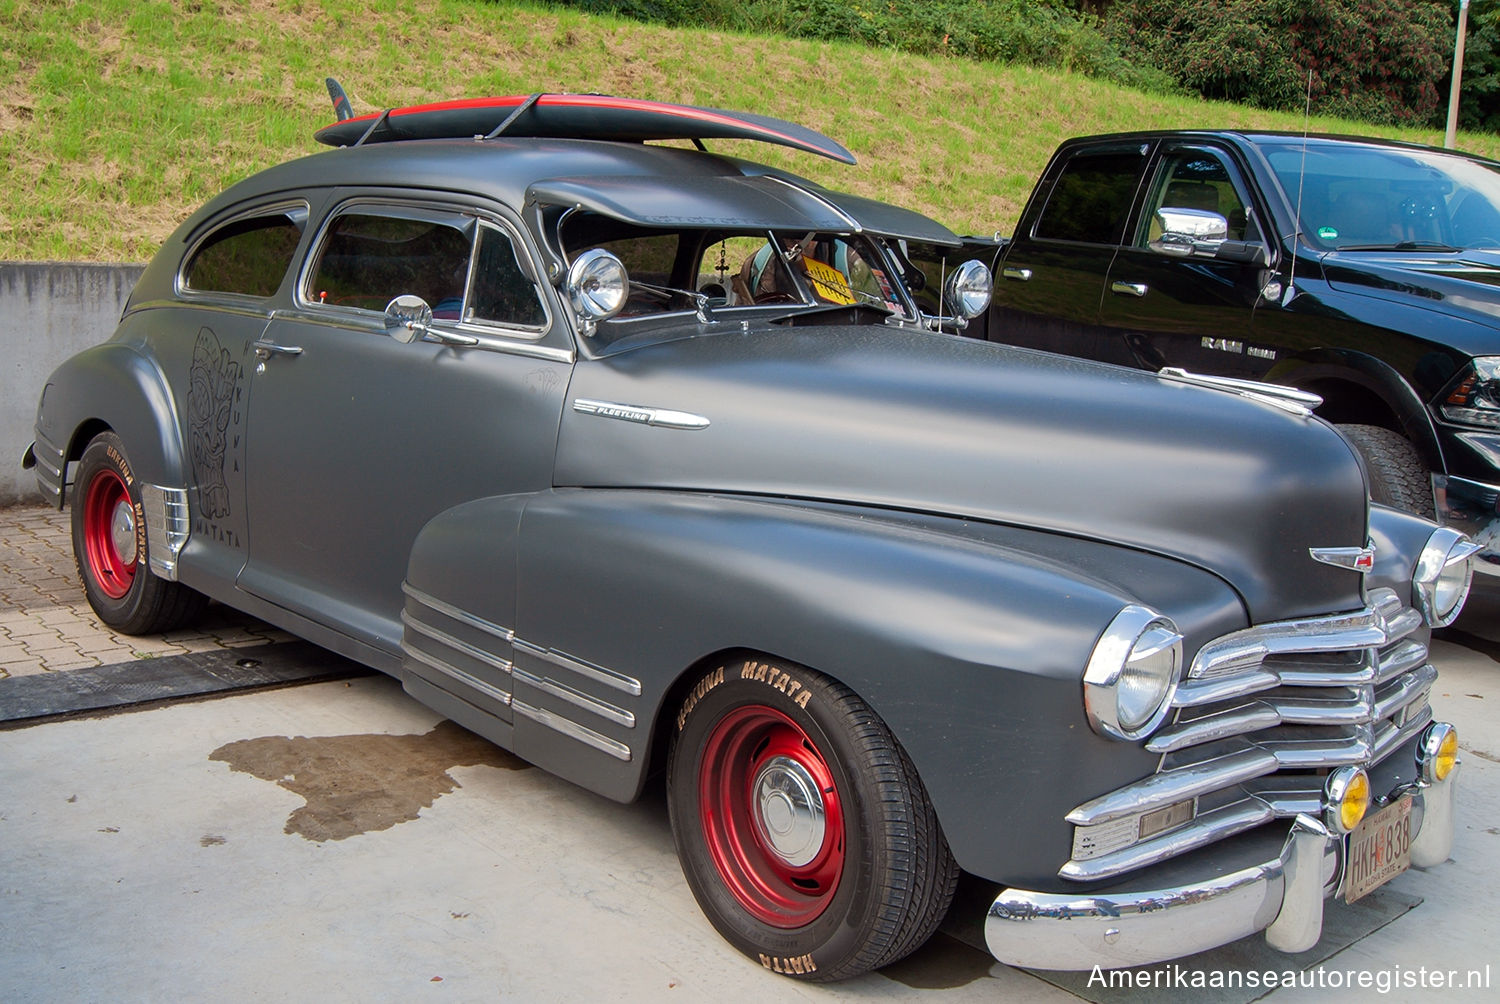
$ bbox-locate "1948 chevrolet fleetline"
[24,92,1477,980]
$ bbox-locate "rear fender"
[33,342,187,507]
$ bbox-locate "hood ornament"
[1309,543,1376,573]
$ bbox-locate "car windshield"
[558,211,911,345]
[1257,139,1500,252]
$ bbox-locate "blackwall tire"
[70,432,206,635]
[1337,424,1436,518]
[667,656,958,981]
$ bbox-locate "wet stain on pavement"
[209,720,529,841]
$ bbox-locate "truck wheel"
[667,657,958,981]
[1336,424,1436,517]
[71,431,206,634]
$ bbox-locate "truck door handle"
[1002,267,1032,282]
[1111,281,1148,297]
[251,339,303,360]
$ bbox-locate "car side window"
[307,208,472,314]
[1140,150,1260,245]
[182,205,306,297]
[1033,148,1148,245]
[468,223,547,329]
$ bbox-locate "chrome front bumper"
[983,762,1459,971]
[1435,474,1500,575]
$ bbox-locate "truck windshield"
[1257,139,1500,252]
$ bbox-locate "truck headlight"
[1083,606,1183,741]
[1439,357,1500,429]
[1413,527,1480,627]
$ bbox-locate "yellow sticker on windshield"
[802,257,856,305]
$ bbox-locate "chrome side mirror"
[1150,207,1229,258]
[567,249,629,337]
[944,259,993,320]
[385,294,433,344]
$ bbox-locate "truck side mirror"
[1149,207,1229,259]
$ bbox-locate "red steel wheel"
[81,465,138,599]
[69,431,207,635]
[668,657,958,982]
[698,705,845,928]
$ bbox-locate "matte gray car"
[24,93,1476,980]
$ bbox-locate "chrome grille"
[1063,587,1433,882]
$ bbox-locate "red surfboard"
[314,92,856,164]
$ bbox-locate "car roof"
[190,134,960,245]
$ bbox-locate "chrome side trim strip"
[1067,748,1279,826]
[140,484,190,581]
[513,699,631,761]
[513,639,643,696]
[400,610,514,675]
[401,640,513,707]
[572,398,710,431]
[1061,800,1274,882]
[514,668,635,728]
[401,582,515,644]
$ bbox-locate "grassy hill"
[5,0,1498,261]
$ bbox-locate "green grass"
[4,0,1498,261]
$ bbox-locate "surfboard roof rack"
[313,87,857,164]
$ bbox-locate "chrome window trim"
[175,198,310,302]
[294,197,557,348]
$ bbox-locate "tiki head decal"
[188,327,241,519]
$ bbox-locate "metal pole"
[1446,0,1472,148]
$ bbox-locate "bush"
[552,0,1178,95]
[1103,0,1453,126]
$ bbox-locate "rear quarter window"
[182,206,307,297]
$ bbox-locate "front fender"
[33,341,186,506]
[404,488,1246,888]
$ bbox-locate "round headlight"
[944,259,993,320]
[1419,722,1460,784]
[1413,527,1480,627]
[1325,766,1370,834]
[1083,606,1184,741]
[567,248,628,325]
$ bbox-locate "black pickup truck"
[952,130,1500,575]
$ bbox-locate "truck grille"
[1062,587,1433,882]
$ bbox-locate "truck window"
[1140,150,1260,245]
[1033,149,1147,245]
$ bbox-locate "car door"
[1101,143,1276,375]
[991,142,1151,366]
[235,195,571,664]
[168,199,314,586]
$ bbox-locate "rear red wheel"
[668,657,957,981]
[80,465,138,599]
[70,432,206,634]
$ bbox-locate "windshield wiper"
[1339,240,1463,252]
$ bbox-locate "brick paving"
[0,504,292,678]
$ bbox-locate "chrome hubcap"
[110,500,137,565]
[752,755,826,867]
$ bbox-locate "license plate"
[1345,796,1412,903]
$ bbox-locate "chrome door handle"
[1111,281,1148,297]
[1002,267,1033,282]
[252,339,303,360]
